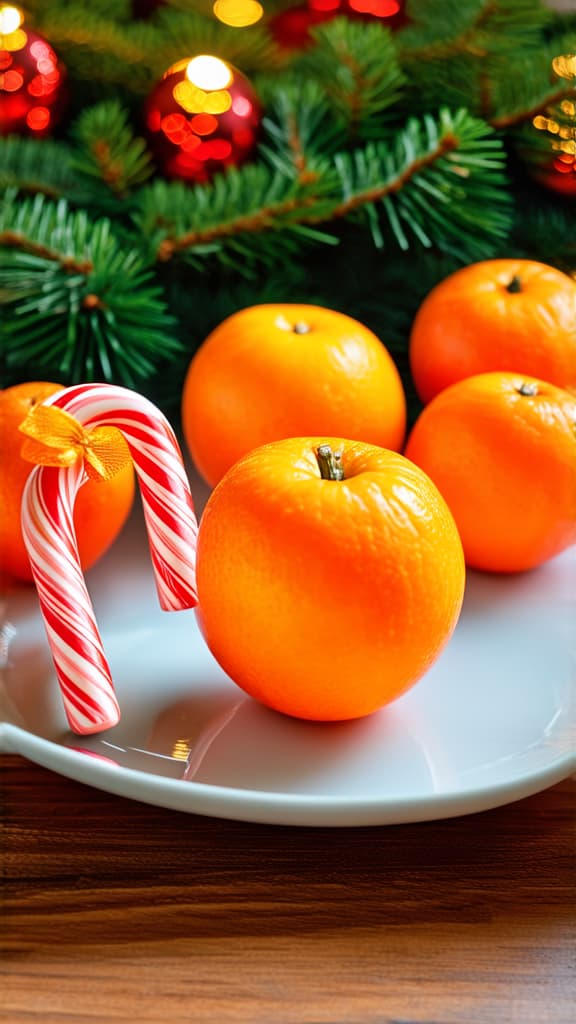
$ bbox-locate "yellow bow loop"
[19,404,132,482]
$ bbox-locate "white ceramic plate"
[1,507,574,827]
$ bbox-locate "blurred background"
[1,0,575,418]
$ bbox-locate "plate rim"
[2,720,574,827]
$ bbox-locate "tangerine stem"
[518,382,538,396]
[506,275,522,294]
[316,444,344,480]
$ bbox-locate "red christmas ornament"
[0,5,67,136]
[269,0,408,50]
[144,55,261,183]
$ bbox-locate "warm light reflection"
[171,739,191,761]
[347,0,400,14]
[26,104,49,129]
[0,4,23,34]
[213,0,263,28]
[309,0,399,13]
[173,79,232,114]
[552,54,576,81]
[186,54,232,91]
[2,26,26,50]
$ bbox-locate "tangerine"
[196,437,465,721]
[182,304,406,487]
[0,381,135,585]
[409,259,576,403]
[404,372,576,573]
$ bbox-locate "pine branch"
[258,78,349,173]
[0,193,180,387]
[399,0,556,121]
[151,7,283,73]
[34,4,282,97]
[0,137,81,200]
[314,109,513,260]
[25,0,133,17]
[298,19,406,140]
[30,9,157,95]
[137,162,340,271]
[72,100,154,201]
[401,0,552,61]
[489,33,576,128]
[135,107,511,268]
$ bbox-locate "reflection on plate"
[1,506,574,827]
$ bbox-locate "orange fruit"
[404,372,576,573]
[0,381,135,586]
[196,436,465,721]
[182,304,406,487]
[409,259,576,403]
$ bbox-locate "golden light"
[186,55,232,91]
[213,0,263,28]
[171,739,191,761]
[173,79,232,114]
[0,4,23,34]
[552,54,576,81]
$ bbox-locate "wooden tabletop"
[1,756,574,1024]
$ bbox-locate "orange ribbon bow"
[19,404,132,482]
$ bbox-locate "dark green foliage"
[1,0,574,400]
[0,193,179,386]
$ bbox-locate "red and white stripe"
[21,384,199,735]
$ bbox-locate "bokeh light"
[0,4,23,35]
[270,0,408,50]
[213,0,263,28]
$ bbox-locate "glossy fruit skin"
[409,260,576,403]
[196,437,465,721]
[404,372,576,573]
[182,304,406,487]
[0,382,135,585]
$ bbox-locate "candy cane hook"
[21,384,199,735]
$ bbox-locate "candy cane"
[21,383,199,735]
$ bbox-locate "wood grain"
[1,756,574,1024]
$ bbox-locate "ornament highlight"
[0,4,67,135]
[144,53,261,182]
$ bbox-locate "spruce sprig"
[0,137,80,201]
[134,107,511,267]
[137,161,340,272]
[0,193,179,386]
[72,100,154,202]
[328,109,512,258]
[299,19,407,140]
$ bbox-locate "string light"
[213,0,263,28]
